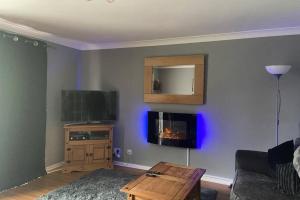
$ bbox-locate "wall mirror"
[152,65,195,95]
[144,55,205,104]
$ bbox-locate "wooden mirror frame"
[144,54,205,105]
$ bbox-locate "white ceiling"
[0,0,300,50]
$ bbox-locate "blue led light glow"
[137,105,151,144]
[196,113,207,149]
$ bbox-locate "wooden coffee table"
[121,162,206,200]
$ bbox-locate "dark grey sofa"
[230,150,300,200]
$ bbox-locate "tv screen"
[61,90,117,122]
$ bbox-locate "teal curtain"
[0,31,47,191]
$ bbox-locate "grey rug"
[38,169,133,200]
[38,169,217,200]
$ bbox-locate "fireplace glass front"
[147,111,197,148]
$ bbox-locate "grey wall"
[96,35,300,179]
[45,45,103,167]
[77,51,102,90]
[44,35,300,180]
[0,32,47,191]
[45,44,81,167]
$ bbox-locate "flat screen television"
[61,90,117,123]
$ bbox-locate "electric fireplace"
[147,111,197,148]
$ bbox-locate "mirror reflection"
[152,65,195,95]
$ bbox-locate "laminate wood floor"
[0,166,230,200]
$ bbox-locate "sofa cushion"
[230,169,300,200]
[294,146,300,178]
[268,140,294,169]
[235,150,275,177]
[295,138,300,150]
[276,162,300,195]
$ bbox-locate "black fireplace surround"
[147,111,197,148]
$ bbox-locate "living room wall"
[0,31,47,191]
[45,47,102,167]
[86,35,300,179]
[45,43,80,167]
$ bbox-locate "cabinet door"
[66,145,88,165]
[88,144,110,164]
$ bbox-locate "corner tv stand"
[63,124,113,173]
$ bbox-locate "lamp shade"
[265,65,292,75]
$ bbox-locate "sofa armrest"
[235,150,274,177]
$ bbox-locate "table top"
[121,162,206,200]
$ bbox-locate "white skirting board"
[45,161,64,174]
[46,161,233,186]
[113,161,233,186]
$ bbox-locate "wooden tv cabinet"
[63,124,113,173]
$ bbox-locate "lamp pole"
[275,75,281,146]
[265,65,291,146]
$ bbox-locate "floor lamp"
[265,65,292,146]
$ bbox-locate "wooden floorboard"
[0,165,230,200]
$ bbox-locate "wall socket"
[126,149,133,156]
[114,148,121,158]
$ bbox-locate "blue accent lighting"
[137,105,150,144]
[196,113,206,148]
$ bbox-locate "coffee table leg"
[195,180,201,200]
[187,180,201,200]
[198,180,201,200]
[127,194,135,200]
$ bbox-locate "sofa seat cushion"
[230,169,300,200]
[294,146,300,178]
[268,140,294,169]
